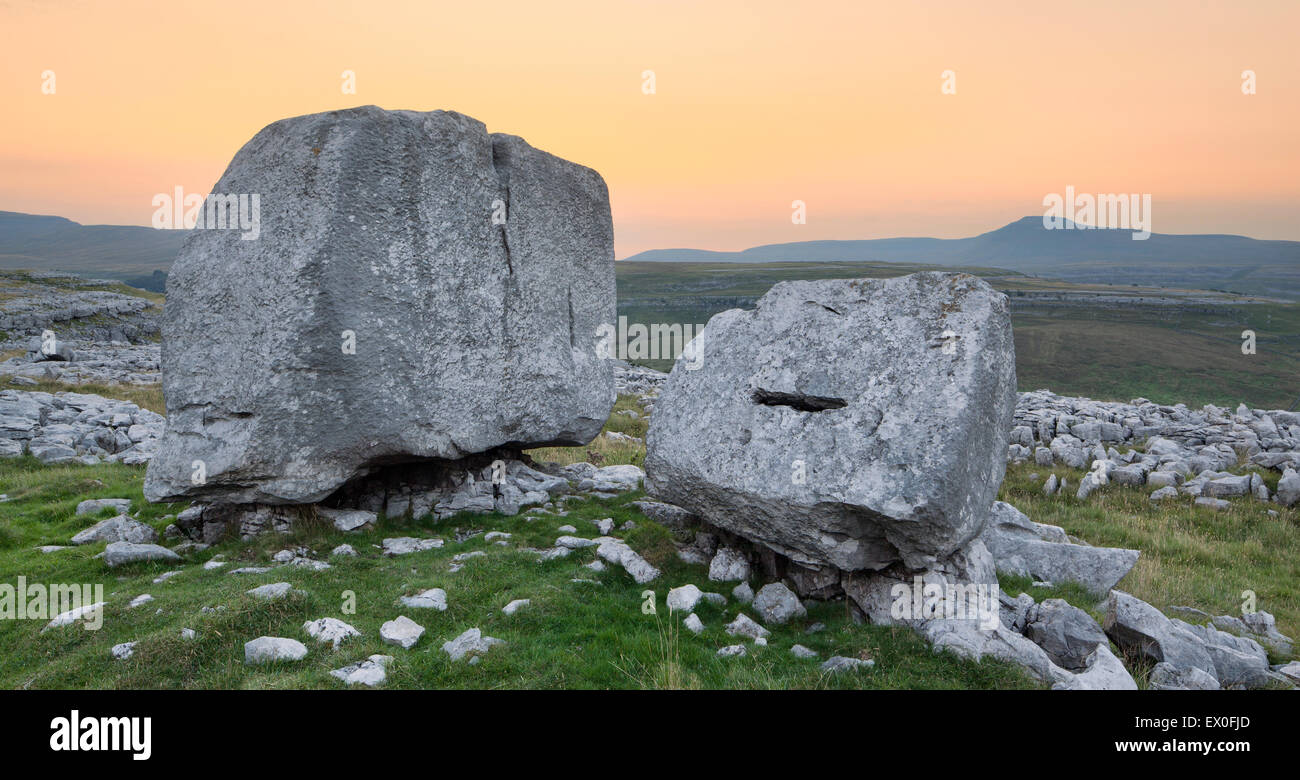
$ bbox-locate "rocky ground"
[3,369,1296,689]
[6,449,1028,690]
[0,270,162,386]
[0,389,163,465]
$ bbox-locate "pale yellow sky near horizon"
[1,0,1297,258]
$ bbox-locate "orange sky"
[1,0,1297,257]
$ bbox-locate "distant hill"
[5,210,1299,300]
[0,211,183,291]
[625,217,1300,300]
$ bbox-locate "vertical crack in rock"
[490,137,514,277]
[567,286,577,349]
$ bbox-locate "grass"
[3,389,1293,689]
[526,394,649,467]
[999,460,1300,659]
[0,458,1037,689]
[616,261,1300,408]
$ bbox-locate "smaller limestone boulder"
[1023,598,1110,671]
[72,514,158,546]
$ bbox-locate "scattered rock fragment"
[244,636,309,664]
[380,616,426,649]
[303,617,362,649]
[442,628,506,663]
[330,655,393,687]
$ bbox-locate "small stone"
[731,582,754,603]
[75,498,132,516]
[244,636,308,664]
[400,588,448,611]
[558,524,577,534]
[128,594,153,609]
[790,644,819,659]
[555,535,597,549]
[725,613,771,641]
[42,602,105,631]
[111,642,136,660]
[382,537,443,556]
[683,613,704,635]
[380,616,426,649]
[666,584,703,613]
[247,582,294,600]
[821,656,873,673]
[751,582,807,625]
[442,628,506,662]
[502,598,531,616]
[302,617,362,649]
[708,547,750,581]
[717,644,747,658]
[1149,486,1179,502]
[595,537,660,584]
[331,544,357,557]
[102,542,180,567]
[330,655,393,687]
[72,515,158,546]
[317,507,377,532]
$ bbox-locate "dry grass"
[1000,460,1300,655]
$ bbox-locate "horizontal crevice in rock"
[751,388,847,412]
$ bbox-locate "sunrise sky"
[1,0,1297,257]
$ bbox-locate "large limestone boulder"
[144,106,615,505]
[644,272,1016,572]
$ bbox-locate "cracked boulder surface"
[145,106,615,505]
[644,272,1016,572]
